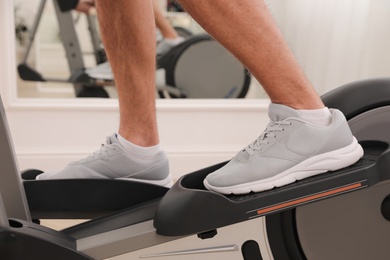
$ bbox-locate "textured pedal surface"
[154,141,390,236]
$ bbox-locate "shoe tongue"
[107,133,119,145]
[268,103,300,122]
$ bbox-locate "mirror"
[13,0,266,99]
[13,0,390,100]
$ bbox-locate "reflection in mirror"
[13,0,266,100]
[14,0,390,100]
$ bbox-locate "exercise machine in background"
[17,0,251,99]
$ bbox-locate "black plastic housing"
[154,141,390,236]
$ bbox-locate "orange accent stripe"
[257,182,363,215]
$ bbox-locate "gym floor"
[16,62,266,99]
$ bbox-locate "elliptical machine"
[1,78,390,259]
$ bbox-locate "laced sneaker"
[85,36,185,80]
[36,134,173,188]
[156,37,185,57]
[203,103,364,195]
[85,62,113,80]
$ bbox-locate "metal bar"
[0,96,31,221]
[21,0,47,64]
[0,192,10,228]
[77,220,182,259]
[86,14,102,64]
[52,0,86,95]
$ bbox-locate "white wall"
[268,0,390,95]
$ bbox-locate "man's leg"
[96,0,158,147]
[178,0,363,194]
[85,0,183,79]
[152,0,178,40]
[37,0,172,187]
[180,0,321,109]
[152,0,184,56]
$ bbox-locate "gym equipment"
[17,0,251,99]
[17,0,110,98]
[1,78,390,259]
[156,34,251,99]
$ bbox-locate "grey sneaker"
[36,134,173,188]
[204,103,364,195]
[156,37,185,57]
[85,61,113,80]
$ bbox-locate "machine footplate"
[24,179,168,219]
[154,141,390,236]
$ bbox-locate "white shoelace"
[77,137,116,163]
[243,120,291,157]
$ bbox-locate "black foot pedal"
[24,179,168,219]
[154,141,390,236]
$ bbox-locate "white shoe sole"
[204,137,364,195]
